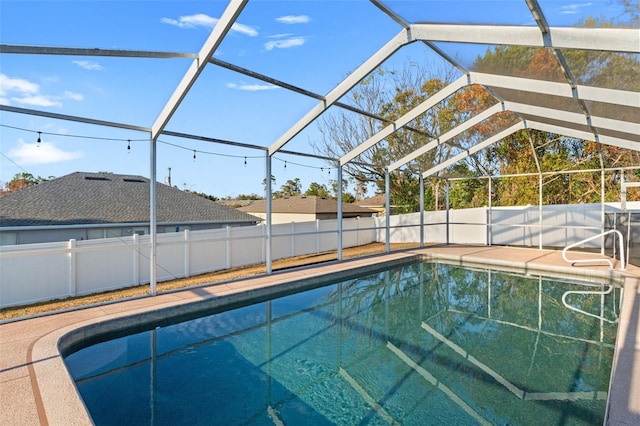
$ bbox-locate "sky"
[0,0,630,199]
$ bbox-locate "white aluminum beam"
[471,73,640,108]
[411,24,639,53]
[340,75,469,165]
[151,0,248,140]
[387,102,504,172]
[268,29,412,156]
[526,121,640,151]
[0,43,196,59]
[423,119,639,180]
[345,70,637,173]
[0,104,151,132]
[506,102,640,136]
[422,123,525,178]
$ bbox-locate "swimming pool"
[64,261,620,425]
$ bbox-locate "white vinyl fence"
[2,202,636,308]
[0,218,377,308]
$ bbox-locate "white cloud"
[11,95,62,108]
[560,3,592,14]
[231,22,259,37]
[72,60,104,71]
[264,37,305,50]
[8,139,83,166]
[227,82,279,92]
[267,33,294,39]
[0,73,82,108]
[64,91,84,101]
[276,15,310,24]
[0,73,39,97]
[161,13,258,36]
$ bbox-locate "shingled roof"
[239,195,376,215]
[0,172,261,227]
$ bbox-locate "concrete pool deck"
[1,245,639,425]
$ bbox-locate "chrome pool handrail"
[562,229,625,270]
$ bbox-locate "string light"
[2,124,336,174]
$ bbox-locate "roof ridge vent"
[84,176,111,181]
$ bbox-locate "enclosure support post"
[419,175,425,248]
[337,165,343,261]
[150,136,157,296]
[266,154,272,274]
[601,167,605,255]
[385,169,390,253]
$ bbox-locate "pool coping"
[2,245,639,425]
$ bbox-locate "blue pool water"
[64,261,620,425]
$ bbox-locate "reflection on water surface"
[65,261,619,425]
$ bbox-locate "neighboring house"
[0,172,261,245]
[238,195,376,224]
[357,194,387,216]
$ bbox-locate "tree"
[186,190,218,201]
[280,178,302,197]
[313,2,638,210]
[236,193,263,200]
[330,178,356,203]
[314,62,480,211]
[1,172,50,196]
[305,182,330,198]
[470,6,640,206]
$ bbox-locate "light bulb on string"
[284,161,287,169]
[193,150,196,161]
[244,157,247,167]
[37,131,41,147]
[127,140,131,153]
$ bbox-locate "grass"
[0,242,419,321]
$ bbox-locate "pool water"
[65,261,620,425]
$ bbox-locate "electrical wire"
[0,124,333,172]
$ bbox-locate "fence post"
[226,226,232,269]
[68,239,77,297]
[133,233,140,286]
[487,178,492,246]
[184,229,190,278]
[316,219,320,254]
[445,180,450,244]
[539,174,543,250]
[291,222,295,257]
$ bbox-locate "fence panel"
[75,237,138,295]
[0,241,70,306]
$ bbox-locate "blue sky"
[0,0,629,198]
